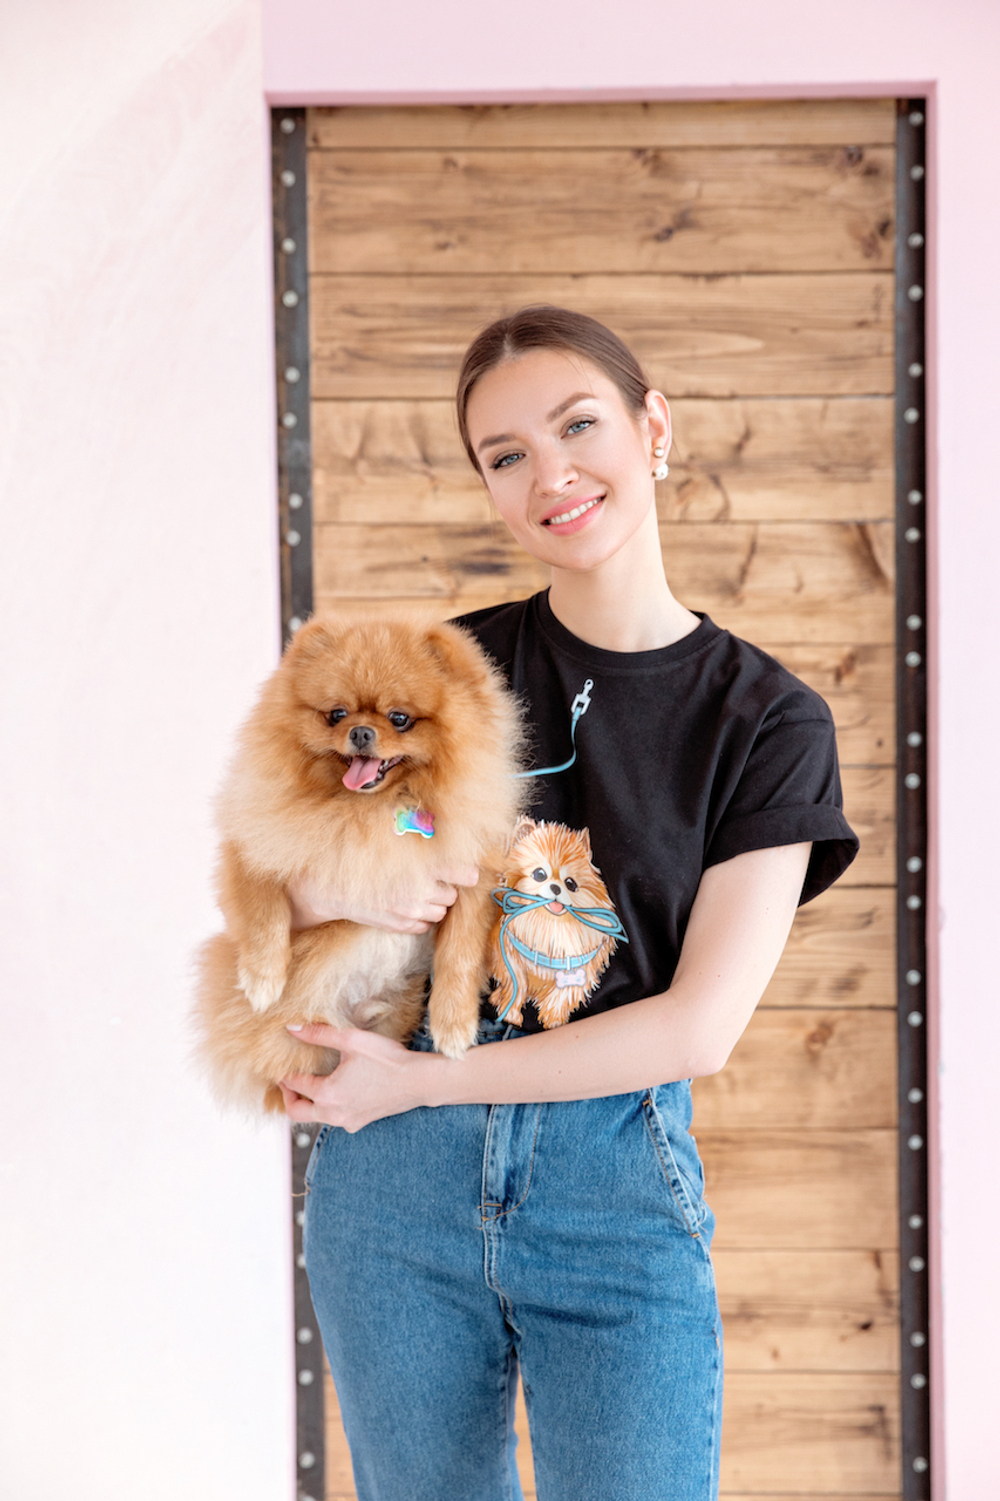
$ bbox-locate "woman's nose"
[533,444,578,496]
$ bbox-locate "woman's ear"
[644,389,672,460]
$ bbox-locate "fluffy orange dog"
[192,614,525,1114]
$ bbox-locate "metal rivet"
[285,366,301,383]
[911,1372,927,1389]
[282,412,298,429]
[908,1087,924,1104]
[907,614,922,630]
[908,1134,924,1150]
[907,1011,924,1028]
[286,530,301,546]
[907,489,923,504]
[906,894,922,910]
[905,651,922,667]
[908,232,924,249]
[913,1456,929,1473]
[281,237,296,254]
[905,772,921,790]
[909,110,924,126]
[910,164,925,180]
[906,969,922,986]
[905,527,921,542]
[908,362,923,378]
[295,1131,311,1148]
[289,616,303,631]
[907,855,923,872]
[298,1369,314,1385]
[296,1210,305,1226]
[289,492,304,509]
[908,285,924,302]
[910,1330,926,1346]
[909,1213,924,1229]
[280,117,296,134]
[904,408,920,424]
[909,1255,926,1272]
[907,731,923,748]
[281,169,296,187]
[282,289,299,308]
[299,1452,316,1469]
[296,1251,306,1268]
[296,1327,313,1344]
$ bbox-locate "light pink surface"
[3,0,997,1495]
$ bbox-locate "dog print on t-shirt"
[489,818,629,1028]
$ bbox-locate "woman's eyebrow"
[476,392,597,454]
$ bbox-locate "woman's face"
[465,348,670,572]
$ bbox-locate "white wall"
[0,3,294,1497]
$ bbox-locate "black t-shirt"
[454,591,859,1035]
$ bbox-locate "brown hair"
[456,305,651,472]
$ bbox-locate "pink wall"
[263,1,1000,1497]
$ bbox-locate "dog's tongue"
[343,755,382,790]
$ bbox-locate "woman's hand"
[287,865,481,934]
[279,1023,437,1130]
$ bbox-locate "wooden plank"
[308,147,894,276]
[760,643,894,767]
[840,767,895,887]
[721,1373,900,1492]
[308,99,897,151]
[313,519,894,643]
[692,1009,897,1129]
[311,396,894,526]
[714,1249,900,1373]
[702,1129,898,1250]
[309,273,894,400]
[762,886,895,1010]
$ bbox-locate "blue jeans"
[303,1015,722,1501]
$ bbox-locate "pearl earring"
[652,445,669,481]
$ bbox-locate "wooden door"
[293,98,902,1499]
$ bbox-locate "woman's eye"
[531,867,548,882]
[566,418,594,435]
[326,707,348,726]
[564,877,578,892]
[387,711,413,731]
[491,451,521,471]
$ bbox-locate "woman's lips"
[542,496,604,534]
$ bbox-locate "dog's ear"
[511,816,538,845]
[286,615,340,661]
[577,825,593,858]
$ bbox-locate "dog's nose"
[549,883,562,896]
[349,725,377,753]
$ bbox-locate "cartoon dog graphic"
[489,818,628,1029]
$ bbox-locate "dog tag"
[394,806,435,839]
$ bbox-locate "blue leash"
[514,679,594,779]
[489,886,628,1021]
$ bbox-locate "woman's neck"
[547,506,700,654]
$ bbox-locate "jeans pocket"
[304,1124,332,1191]
[642,1090,708,1237]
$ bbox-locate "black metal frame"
[894,96,931,1497]
[270,98,934,1499]
[272,106,324,1501]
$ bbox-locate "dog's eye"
[387,711,413,731]
[326,707,348,726]
[531,867,547,882]
[565,877,578,892]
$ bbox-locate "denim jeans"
[303,1015,722,1501]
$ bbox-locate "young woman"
[279,307,858,1501]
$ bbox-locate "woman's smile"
[543,494,605,531]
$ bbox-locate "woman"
[280,307,858,1501]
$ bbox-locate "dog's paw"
[237,966,285,1013]
[429,1011,479,1060]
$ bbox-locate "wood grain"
[761,643,894,766]
[692,1009,896,1130]
[701,1129,898,1250]
[308,147,894,276]
[840,767,895,887]
[763,886,895,1010]
[308,99,897,151]
[309,273,894,399]
[715,1248,899,1373]
[311,396,894,525]
[721,1373,901,1492]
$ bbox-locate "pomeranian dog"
[192,614,525,1114]
[488,818,627,1030]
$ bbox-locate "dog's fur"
[192,614,526,1114]
[489,819,621,1029]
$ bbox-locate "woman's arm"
[280,841,811,1130]
[287,864,481,933]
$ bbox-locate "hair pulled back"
[456,305,651,472]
